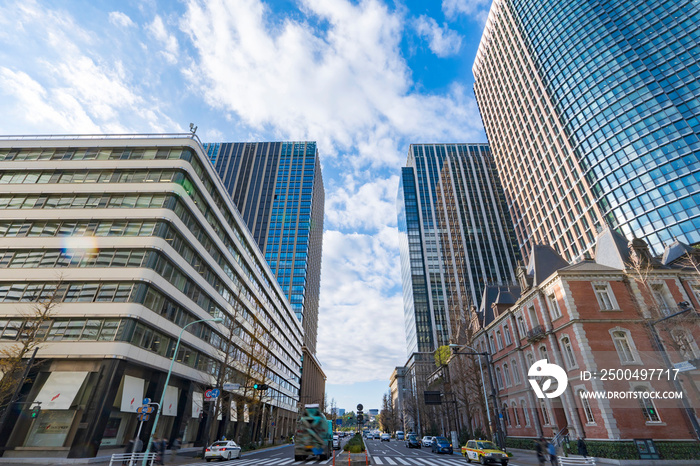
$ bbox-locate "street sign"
[137,413,150,422]
[336,419,342,425]
[223,382,241,391]
[205,389,220,401]
[137,406,154,414]
[210,389,220,398]
[142,398,151,405]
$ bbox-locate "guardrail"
[559,457,596,465]
[108,452,157,466]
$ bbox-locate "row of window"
[0,146,190,162]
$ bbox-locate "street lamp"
[448,344,497,446]
[142,317,223,465]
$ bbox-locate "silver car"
[204,440,242,461]
[421,436,434,447]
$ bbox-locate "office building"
[204,142,325,406]
[0,135,303,459]
[474,0,700,262]
[397,144,521,404]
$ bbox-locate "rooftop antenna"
[189,123,198,135]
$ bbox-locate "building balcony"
[526,325,546,342]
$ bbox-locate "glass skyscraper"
[474,0,700,261]
[204,142,324,355]
[397,144,520,358]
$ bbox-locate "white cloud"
[0,1,180,134]
[180,0,484,169]
[317,228,406,385]
[326,176,399,231]
[147,15,180,64]
[109,11,135,28]
[442,0,491,23]
[413,15,463,57]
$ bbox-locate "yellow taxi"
[461,439,509,465]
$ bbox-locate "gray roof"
[662,240,696,266]
[526,244,569,286]
[560,261,620,273]
[593,228,630,270]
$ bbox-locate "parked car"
[405,434,421,448]
[462,439,508,465]
[380,433,391,442]
[332,435,341,450]
[421,436,434,448]
[204,440,242,461]
[431,436,453,454]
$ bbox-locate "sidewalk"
[506,448,700,466]
[0,443,292,466]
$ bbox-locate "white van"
[396,431,405,441]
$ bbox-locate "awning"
[192,391,203,418]
[163,386,178,416]
[120,375,145,413]
[34,372,89,410]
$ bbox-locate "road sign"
[137,406,154,414]
[336,419,342,425]
[142,398,151,405]
[210,389,220,398]
[138,413,150,422]
[223,382,241,391]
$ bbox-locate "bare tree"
[0,278,62,414]
[378,391,398,434]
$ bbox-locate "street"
[154,437,550,466]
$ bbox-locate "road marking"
[374,457,384,464]
[394,458,411,465]
[277,460,295,464]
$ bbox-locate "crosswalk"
[372,456,468,465]
[180,455,515,466]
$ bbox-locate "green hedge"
[655,441,700,460]
[343,433,366,453]
[505,437,539,450]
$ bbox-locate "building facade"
[204,141,326,408]
[466,229,700,452]
[397,144,521,397]
[474,0,700,262]
[0,135,303,459]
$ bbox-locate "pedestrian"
[547,440,558,466]
[171,437,181,460]
[123,440,134,466]
[159,437,168,465]
[535,438,546,466]
[577,437,588,458]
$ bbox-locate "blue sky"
[0,0,491,412]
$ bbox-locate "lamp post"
[142,317,222,465]
[448,344,502,448]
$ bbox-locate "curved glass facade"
[475,0,700,259]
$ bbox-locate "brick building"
[459,228,700,447]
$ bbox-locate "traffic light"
[253,383,269,391]
[30,405,41,419]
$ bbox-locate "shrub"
[343,433,366,453]
[655,441,700,460]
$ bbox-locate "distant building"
[0,135,302,459]
[390,367,408,432]
[369,409,379,416]
[338,408,345,416]
[204,141,326,406]
[397,144,521,425]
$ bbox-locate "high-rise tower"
[204,141,325,405]
[474,0,700,262]
[397,144,520,386]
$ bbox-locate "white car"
[380,433,391,442]
[204,440,242,461]
[333,435,341,450]
[421,436,434,447]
